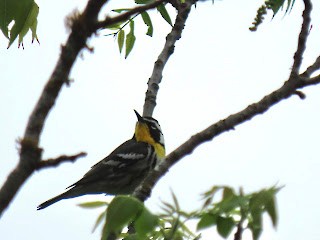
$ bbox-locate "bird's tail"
[37,193,65,210]
[37,189,78,210]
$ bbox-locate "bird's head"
[134,110,165,158]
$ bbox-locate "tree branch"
[0,0,110,218]
[95,0,168,31]
[234,222,243,240]
[36,152,87,170]
[305,74,320,85]
[143,0,195,117]
[302,55,320,77]
[290,0,312,76]
[134,76,304,201]
[133,0,318,202]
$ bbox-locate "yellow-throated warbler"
[37,110,165,210]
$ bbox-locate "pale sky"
[1,0,320,239]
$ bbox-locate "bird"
[37,110,165,210]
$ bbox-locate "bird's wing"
[67,139,151,189]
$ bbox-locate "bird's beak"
[134,110,143,122]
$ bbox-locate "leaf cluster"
[79,196,160,240]
[0,0,39,48]
[79,185,281,240]
[197,185,281,240]
[250,0,296,31]
[104,1,172,58]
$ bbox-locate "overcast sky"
[1,0,320,239]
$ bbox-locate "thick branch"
[134,0,317,202]
[36,152,87,170]
[134,75,305,200]
[0,0,109,218]
[0,0,172,219]
[290,0,312,76]
[143,0,195,117]
[0,140,42,217]
[302,55,320,77]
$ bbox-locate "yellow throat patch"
[135,122,165,158]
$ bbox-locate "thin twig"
[133,0,194,197]
[293,90,306,99]
[290,0,312,76]
[104,13,139,37]
[302,55,320,77]
[95,0,167,30]
[143,0,195,117]
[234,189,245,240]
[36,152,87,170]
[234,222,243,240]
[305,74,320,86]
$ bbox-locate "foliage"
[0,0,39,48]
[0,0,297,49]
[198,185,281,240]
[104,2,172,58]
[79,185,281,240]
[250,0,296,31]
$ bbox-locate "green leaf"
[0,0,40,48]
[30,15,38,44]
[171,190,180,211]
[179,220,198,238]
[162,201,175,211]
[266,0,296,17]
[248,224,262,240]
[249,200,264,240]
[248,210,262,240]
[250,0,296,31]
[92,211,106,233]
[265,196,277,227]
[102,196,143,239]
[202,186,223,201]
[249,188,275,211]
[216,216,235,238]
[17,2,39,47]
[112,8,131,13]
[104,21,125,30]
[251,209,262,227]
[125,21,136,58]
[118,29,125,53]
[222,187,235,200]
[135,0,153,4]
[216,196,246,214]
[268,0,285,16]
[134,208,159,236]
[141,12,153,37]
[287,0,296,13]
[77,201,108,209]
[197,213,217,230]
[247,187,281,239]
[157,3,172,26]
[123,234,140,240]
